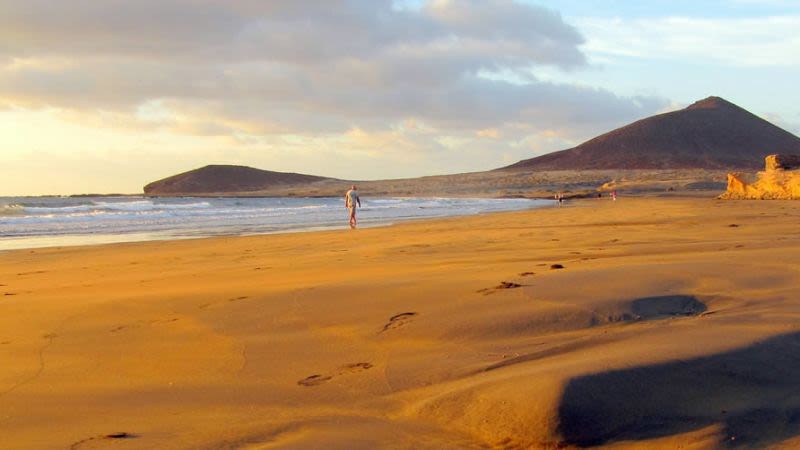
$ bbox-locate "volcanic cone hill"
[144,165,332,195]
[503,96,800,171]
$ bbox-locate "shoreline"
[0,206,560,253]
[0,197,554,252]
[3,196,799,448]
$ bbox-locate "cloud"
[763,112,800,136]
[0,0,670,183]
[575,15,800,67]
[0,0,586,66]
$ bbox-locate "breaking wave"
[0,196,548,249]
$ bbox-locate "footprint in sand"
[341,362,373,372]
[519,272,535,276]
[198,295,251,310]
[16,270,47,276]
[104,433,135,439]
[297,374,334,387]
[297,362,373,387]
[110,318,178,333]
[149,317,179,325]
[550,264,565,270]
[69,432,137,449]
[477,281,522,295]
[380,312,418,332]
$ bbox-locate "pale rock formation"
[722,155,800,199]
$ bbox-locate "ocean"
[0,196,550,250]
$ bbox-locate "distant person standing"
[611,190,617,201]
[345,185,361,229]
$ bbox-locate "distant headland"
[144,97,800,198]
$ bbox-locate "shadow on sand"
[558,331,800,447]
[629,295,707,319]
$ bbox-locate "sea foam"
[0,196,548,250]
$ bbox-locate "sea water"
[0,196,550,250]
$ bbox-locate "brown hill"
[144,165,331,195]
[503,96,800,171]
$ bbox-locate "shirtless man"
[345,185,361,229]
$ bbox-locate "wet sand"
[2,197,800,449]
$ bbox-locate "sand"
[2,197,800,449]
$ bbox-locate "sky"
[2,0,799,195]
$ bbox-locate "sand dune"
[2,197,800,449]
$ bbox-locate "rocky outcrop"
[765,154,800,171]
[721,155,800,199]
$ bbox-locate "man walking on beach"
[345,185,361,229]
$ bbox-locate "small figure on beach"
[555,192,564,205]
[611,190,617,201]
[345,185,361,229]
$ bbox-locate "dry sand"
[2,197,800,449]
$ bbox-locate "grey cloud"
[0,0,667,151]
[1,60,229,109]
[0,0,242,59]
[1,0,571,65]
[425,0,585,67]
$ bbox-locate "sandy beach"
[2,197,800,449]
